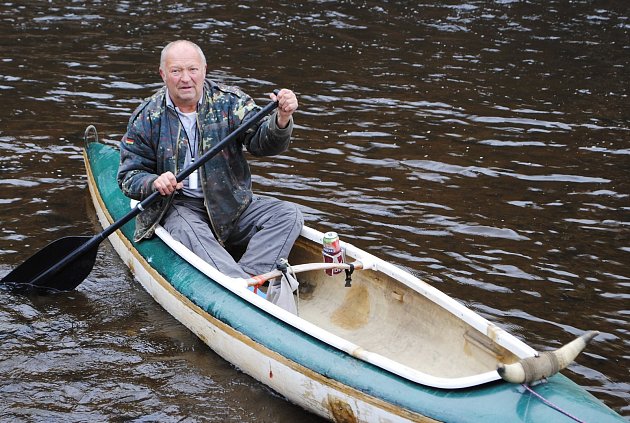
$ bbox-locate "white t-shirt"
[166,89,203,198]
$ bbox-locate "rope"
[286,260,299,313]
[521,384,587,423]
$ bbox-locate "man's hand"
[153,171,183,195]
[270,89,298,129]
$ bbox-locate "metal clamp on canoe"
[344,263,354,287]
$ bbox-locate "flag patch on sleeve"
[125,137,134,145]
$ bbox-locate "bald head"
[159,40,206,72]
[158,40,208,113]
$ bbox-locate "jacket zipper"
[138,108,180,241]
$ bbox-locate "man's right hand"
[153,171,183,195]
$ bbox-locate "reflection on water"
[1,1,628,420]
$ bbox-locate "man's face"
[159,43,207,112]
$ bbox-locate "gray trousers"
[162,194,303,278]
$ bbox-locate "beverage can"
[323,231,340,252]
[322,231,344,276]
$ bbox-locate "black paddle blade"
[1,236,98,292]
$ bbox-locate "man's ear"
[159,67,166,82]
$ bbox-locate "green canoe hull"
[84,141,624,423]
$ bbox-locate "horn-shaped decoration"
[497,331,599,384]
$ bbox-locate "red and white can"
[322,231,344,276]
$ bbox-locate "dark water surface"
[1,1,628,421]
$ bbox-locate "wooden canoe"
[83,135,624,423]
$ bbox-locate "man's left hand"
[270,89,298,129]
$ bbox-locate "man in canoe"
[117,40,303,280]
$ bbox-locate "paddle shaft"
[27,97,280,288]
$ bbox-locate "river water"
[0,1,628,421]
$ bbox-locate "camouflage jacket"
[117,79,293,243]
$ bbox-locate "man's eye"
[171,69,181,75]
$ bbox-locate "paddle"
[1,93,280,292]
